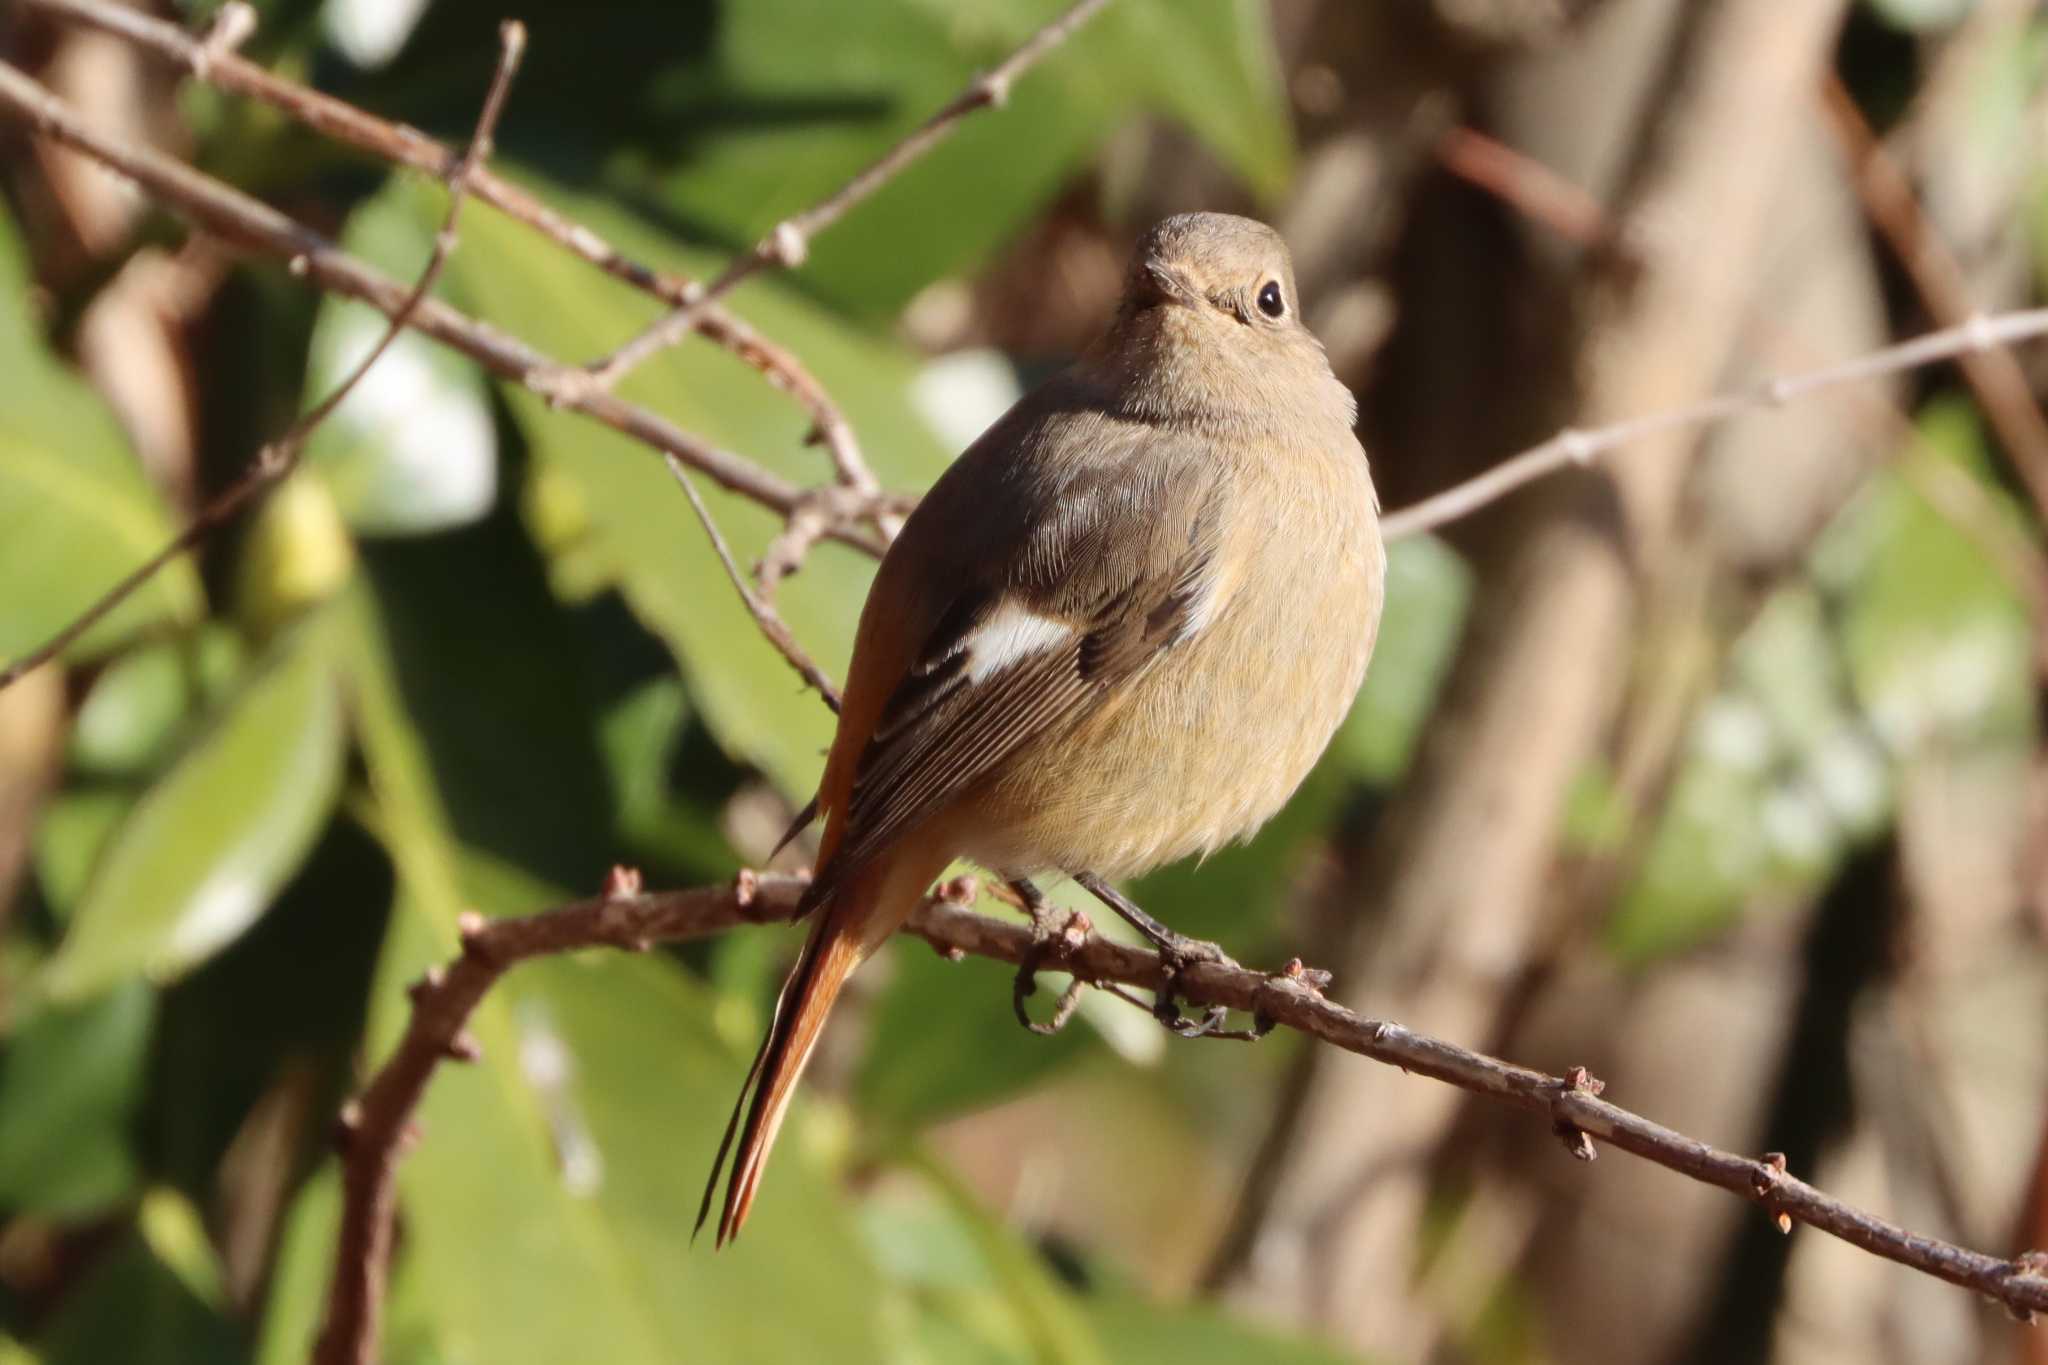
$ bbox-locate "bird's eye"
[1256,280,1285,319]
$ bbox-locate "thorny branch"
[13,0,882,504]
[0,52,896,692]
[0,19,527,689]
[323,866,2048,1364]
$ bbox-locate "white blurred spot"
[910,348,1023,455]
[315,307,496,535]
[519,1009,605,1197]
[163,865,263,969]
[1807,725,1890,836]
[1761,784,1834,866]
[1694,695,1774,773]
[322,0,429,68]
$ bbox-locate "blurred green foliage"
[0,3,1397,1361]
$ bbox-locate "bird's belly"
[960,560,1379,880]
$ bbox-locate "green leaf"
[1818,399,2035,754]
[36,1234,243,1365]
[1334,533,1473,783]
[0,983,151,1216]
[857,932,1095,1129]
[67,629,244,778]
[878,1154,1113,1365]
[0,208,202,664]
[254,1170,342,1365]
[338,584,891,1364]
[431,172,951,798]
[38,619,345,1003]
[30,789,136,922]
[663,0,1294,317]
[1086,1289,1369,1365]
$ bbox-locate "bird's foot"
[1009,878,1087,1035]
[1068,871,1269,1041]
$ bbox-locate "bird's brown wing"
[820,422,1229,882]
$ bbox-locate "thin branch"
[661,455,842,712]
[0,55,897,692]
[15,0,884,506]
[1822,74,2048,525]
[1379,307,2048,540]
[1435,126,1613,252]
[0,21,527,690]
[580,0,1114,392]
[318,868,2048,1365]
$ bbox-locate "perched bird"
[702,212,1386,1244]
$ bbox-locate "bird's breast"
[962,446,1385,879]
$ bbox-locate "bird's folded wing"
[825,448,1228,877]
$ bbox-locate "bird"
[700,211,1386,1245]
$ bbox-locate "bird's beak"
[1138,259,1201,310]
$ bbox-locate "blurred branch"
[13,0,881,502]
[1821,74,2048,524]
[0,22,528,690]
[0,53,897,691]
[662,455,843,712]
[1379,307,2048,540]
[314,866,2048,1365]
[1435,126,1611,251]
[578,0,1115,392]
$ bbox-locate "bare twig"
[1822,74,2048,524]
[1379,308,2048,540]
[0,22,527,689]
[15,0,883,502]
[661,456,842,712]
[579,0,1114,392]
[316,868,2048,1365]
[0,55,898,691]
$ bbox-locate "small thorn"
[288,253,309,276]
[935,943,966,962]
[940,874,980,904]
[605,864,644,898]
[445,1031,482,1063]
[397,1120,425,1153]
[456,910,487,947]
[332,1100,364,1151]
[1278,957,1333,993]
[732,867,757,908]
[1773,1212,1793,1235]
[407,965,446,1002]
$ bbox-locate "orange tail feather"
[697,837,949,1247]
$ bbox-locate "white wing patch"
[963,600,1073,684]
